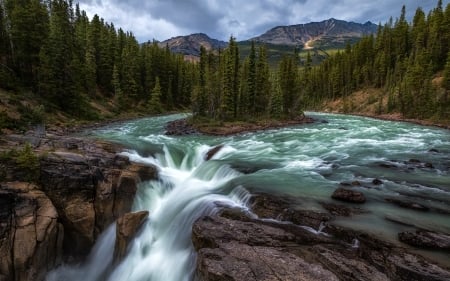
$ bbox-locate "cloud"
[76,0,447,42]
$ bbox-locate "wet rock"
[165,118,198,136]
[429,148,439,153]
[352,181,362,186]
[321,202,367,217]
[0,182,63,281]
[372,178,383,185]
[193,214,339,281]
[114,211,149,263]
[313,245,390,281]
[385,198,429,211]
[398,230,450,250]
[250,193,331,229]
[379,163,398,169]
[384,251,450,281]
[205,145,224,161]
[332,188,366,203]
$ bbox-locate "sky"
[77,0,449,42]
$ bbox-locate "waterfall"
[47,144,250,281]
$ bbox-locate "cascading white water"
[47,144,251,281]
[47,112,450,279]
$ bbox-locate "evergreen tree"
[148,77,163,114]
[39,0,81,113]
[255,46,270,116]
[7,0,49,86]
[247,41,256,114]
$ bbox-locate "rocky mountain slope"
[252,18,378,47]
[160,19,378,58]
[158,33,227,57]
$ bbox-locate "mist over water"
[47,112,450,280]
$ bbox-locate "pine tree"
[148,77,163,114]
[39,0,81,113]
[7,0,49,86]
[255,46,270,116]
[247,41,256,114]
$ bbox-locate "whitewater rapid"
[47,112,450,281]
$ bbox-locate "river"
[47,112,450,281]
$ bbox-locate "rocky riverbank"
[0,132,158,280]
[193,193,450,281]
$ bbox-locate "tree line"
[0,0,197,118]
[302,1,450,120]
[192,39,306,121]
[1,0,449,124]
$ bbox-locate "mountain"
[158,33,227,57]
[159,19,378,59]
[252,18,378,48]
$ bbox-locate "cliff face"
[252,18,378,47]
[0,133,157,281]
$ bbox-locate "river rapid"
[47,112,450,281]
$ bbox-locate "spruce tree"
[148,77,163,114]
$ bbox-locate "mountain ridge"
[251,18,378,47]
[159,18,378,57]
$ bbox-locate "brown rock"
[398,230,450,250]
[332,188,366,203]
[205,145,224,161]
[385,198,429,211]
[114,211,149,263]
[0,182,63,281]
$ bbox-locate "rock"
[193,213,339,281]
[313,245,390,281]
[205,145,224,161]
[0,182,63,281]
[37,137,157,259]
[372,178,383,185]
[332,188,366,203]
[385,198,429,211]
[165,118,197,135]
[250,193,331,229]
[321,202,367,217]
[429,149,439,153]
[114,211,149,263]
[398,230,450,250]
[379,163,398,169]
[192,206,450,281]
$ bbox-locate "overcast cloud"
[76,0,448,42]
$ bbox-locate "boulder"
[114,211,149,263]
[332,187,366,203]
[205,145,224,161]
[0,182,63,281]
[385,198,429,211]
[398,230,450,250]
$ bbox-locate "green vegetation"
[0,0,197,130]
[0,143,40,182]
[0,0,449,131]
[303,1,450,122]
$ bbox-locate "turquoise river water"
[47,112,450,281]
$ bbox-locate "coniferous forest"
[0,0,450,129]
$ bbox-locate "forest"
[0,0,450,129]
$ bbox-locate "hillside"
[252,18,378,48]
[158,33,227,57]
[160,18,378,60]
